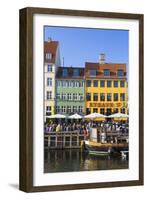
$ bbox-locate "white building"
[44,38,61,119]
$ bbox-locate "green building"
[55,67,85,115]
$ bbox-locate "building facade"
[85,54,128,116]
[56,67,85,115]
[44,38,61,116]
[44,39,128,118]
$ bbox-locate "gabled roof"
[44,41,59,63]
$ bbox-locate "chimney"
[48,37,52,42]
[99,53,105,64]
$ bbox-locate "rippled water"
[44,149,128,173]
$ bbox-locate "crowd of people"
[44,120,129,135]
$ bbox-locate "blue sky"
[44,26,128,67]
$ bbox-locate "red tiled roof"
[85,62,127,78]
[44,41,59,63]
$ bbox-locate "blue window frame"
[117,70,124,77]
[100,80,105,87]
[73,69,80,76]
[104,69,110,76]
[62,68,68,77]
[90,69,97,76]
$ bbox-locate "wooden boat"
[81,140,128,155]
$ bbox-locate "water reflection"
[44,149,128,173]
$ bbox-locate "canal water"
[44,149,128,173]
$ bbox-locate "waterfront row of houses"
[44,38,128,119]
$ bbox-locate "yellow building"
[85,54,128,117]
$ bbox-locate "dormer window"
[62,68,68,77]
[90,69,96,76]
[73,69,80,77]
[104,69,110,76]
[117,69,124,77]
[46,53,52,60]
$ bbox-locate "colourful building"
[56,67,85,115]
[44,38,61,116]
[85,54,128,116]
[44,39,128,119]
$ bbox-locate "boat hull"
[82,140,128,155]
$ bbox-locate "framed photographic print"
[19,7,144,192]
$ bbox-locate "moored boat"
[81,128,129,155]
[82,140,128,155]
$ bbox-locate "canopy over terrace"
[68,113,83,119]
[46,114,66,119]
[84,112,107,119]
[107,113,129,118]
[107,113,129,121]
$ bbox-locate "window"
[47,91,52,100]
[62,94,66,100]
[114,81,118,87]
[67,93,72,101]
[93,108,98,113]
[79,93,84,100]
[114,108,118,113]
[75,93,78,100]
[62,68,68,77]
[90,69,97,76]
[47,78,52,86]
[120,93,125,101]
[46,111,51,116]
[120,108,125,114]
[93,93,98,101]
[106,108,112,116]
[73,93,78,100]
[61,106,66,113]
[117,70,124,77]
[114,93,118,101]
[78,106,83,113]
[86,108,91,114]
[68,81,72,87]
[104,69,110,76]
[73,69,79,77]
[100,80,105,87]
[47,64,52,72]
[46,106,51,111]
[56,106,60,113]
[79,81,84,87]
[73,106,77,113]
[56,93,60,100]
[62,81,66,87]
[107,93,112,101]
[93,80,98,87]
[100,108,105,115]
[75,81,79,87]
[100,93,105,101]
[72,81,75,87]
[107,80,112,87]
[46,53,52,60]
[69,93,72,100]
[86,80,91,87]
[120,80,125,87]
[57,80,60,87]
[86,93,91,101]
[67,106,72,113]
[66,80,69,87]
